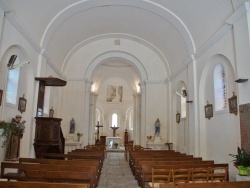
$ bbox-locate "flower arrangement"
[229,147,250,175]
[229,147,250,167]
[114,143,118,148]
[0,120,11,148]
[77,132,83,137]
[77,132,83,142]
[147,135,152,140]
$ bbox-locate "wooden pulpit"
[34,117,65,158]
[34,77,67,158]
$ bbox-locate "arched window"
[95,109,101,123]
[112,113,118,127]
[214,64,226,111]
[6,56,20,104]
[129,108,134,130]
[181,88,187,118]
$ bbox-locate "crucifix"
[95,121,103,141]
[110,126,119,137]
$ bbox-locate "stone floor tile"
[98,151,139,188]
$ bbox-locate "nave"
[97,152,140,188]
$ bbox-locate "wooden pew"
[139,163,229,188]
[1,162,96,188]
[129,152,189,170]
[130,154,193,170]
[131,157,203,176]
[68,150,105,158]
[0,181,90,188]
[42,153,103,161]
[18,157,102,178]
[41,153,104,167]
[134,160,214,180]
[159,181,250,188]
[128,150,180,160]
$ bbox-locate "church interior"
[1,0,250,187]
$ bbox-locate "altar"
[106,137,121,149]
[64,141,82,153]
[64,133,83,153]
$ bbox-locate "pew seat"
[0,181,90,188]
[159,181,250,188]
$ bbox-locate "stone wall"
[239,103,250,153]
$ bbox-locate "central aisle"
[97,152,140,188]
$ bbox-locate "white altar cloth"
[106,137,121,149]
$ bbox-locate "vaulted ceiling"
[1,0,245,81]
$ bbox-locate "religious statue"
[154,118,160,136]
[69,118,75,133]
[5,115,26,161]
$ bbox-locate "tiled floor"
[97,152,140,188]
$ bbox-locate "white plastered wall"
[196,29,240,179]
[0,18,40,161]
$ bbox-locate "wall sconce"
[235,79,248,83]
[186,100,193,103]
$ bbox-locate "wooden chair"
[172,168,191,185]
[152,168,172,188]
[191,167,210,182]
[210,166,228,182]
[134,145,144,150]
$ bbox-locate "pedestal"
[146,143,169,150]
[236,174,250,181]
[64,141,82,153]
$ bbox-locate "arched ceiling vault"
[2,0,240,80]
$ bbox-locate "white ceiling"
[1,0,246,83]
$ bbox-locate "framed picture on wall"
[0,89,3,106]
[18,94,27,114]
[204,102,213,120]
[176,111,180,124]
[228,92,237,115]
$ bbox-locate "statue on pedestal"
[154,118,160,136]
[69,118,75,133]
[5,115,26,161]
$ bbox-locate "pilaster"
[84,79,93,144]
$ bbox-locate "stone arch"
[199,54,236,158]
[83,51,147,144]
[0,45,30,118]
[62,34,171,77]
[0,45,35,158]
[84,51,148,83]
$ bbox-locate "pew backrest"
[0,181,90,188]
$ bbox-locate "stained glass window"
[214,64,226,111]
